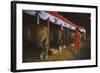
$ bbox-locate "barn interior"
[22,10,91,63]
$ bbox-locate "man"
[74,28,81,55]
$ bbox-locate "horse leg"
[40,51,45,61]
[45,47,48,60]
[40,48,48,61]
[59,46,62,52]
[58,39,63,52]
[40,36,48,61]
[44,36,49,60]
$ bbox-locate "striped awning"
[24,10,86,33]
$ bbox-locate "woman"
[74,28,81,55]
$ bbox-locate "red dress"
[74,32,81,52]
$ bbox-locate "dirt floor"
[23,42,90,63]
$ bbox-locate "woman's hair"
[75,28,80,32]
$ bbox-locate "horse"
[23,23,49,61]
[56,29,63,52]
[56,28,75,52]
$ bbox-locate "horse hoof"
[63,45,66,48]
[59,46,63,52]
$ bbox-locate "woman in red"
[74,28,81,55]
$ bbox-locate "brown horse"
[54,28,64,52]
[24,23,49,60]
[56,28,74,52]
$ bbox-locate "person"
[74,28,81,55]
